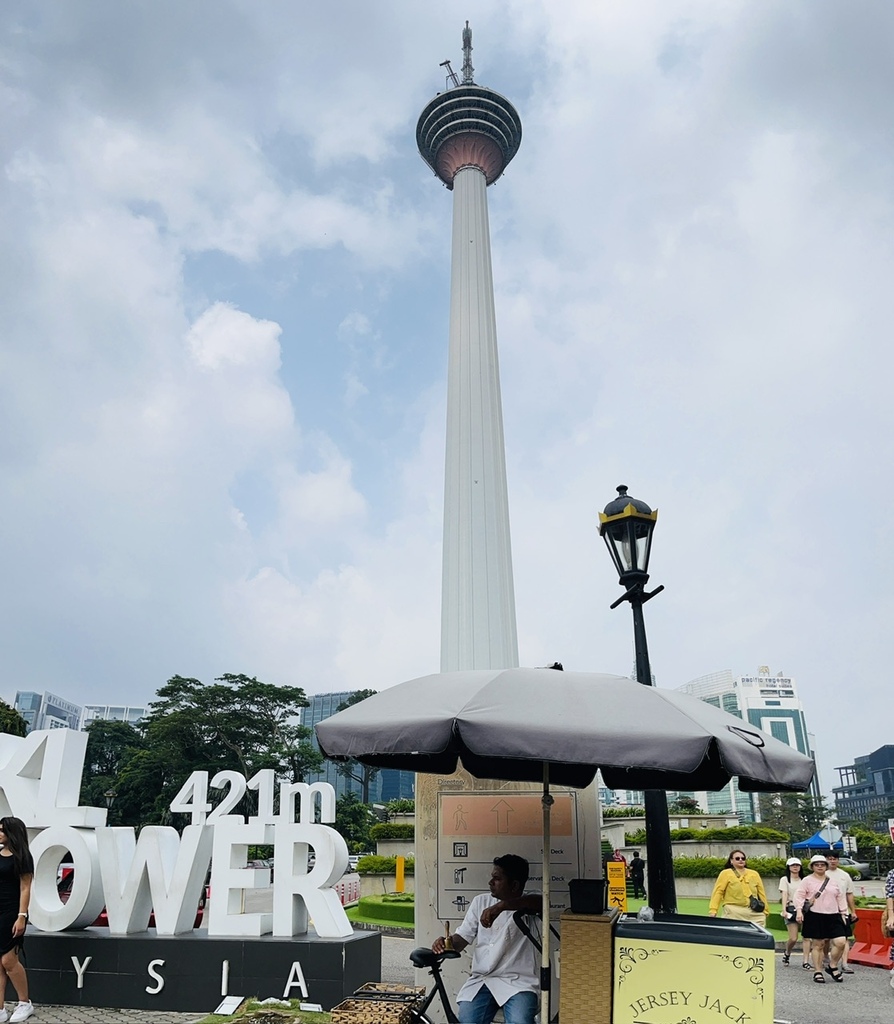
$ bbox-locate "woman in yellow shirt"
[708,850,768,925]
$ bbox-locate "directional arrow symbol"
[491,799,513,833]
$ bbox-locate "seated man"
[432,854,541,1024]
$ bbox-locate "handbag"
[733,867,765,913]
[785,901,796,919]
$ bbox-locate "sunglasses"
[732,856,746,861]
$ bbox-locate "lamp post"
[599,484,677,914]
[104,788,118,824]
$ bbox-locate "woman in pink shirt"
[795,854,849,983]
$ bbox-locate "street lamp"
[104,788,118,823]
[600,484,677,914]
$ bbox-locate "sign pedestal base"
[24,928,381,1012]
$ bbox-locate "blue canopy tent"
[792,830,844,850]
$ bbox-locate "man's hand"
[480,902,505,928]
[432,933,467,954]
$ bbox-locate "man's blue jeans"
[456,986,538,1023]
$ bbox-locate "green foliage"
[356,855,416,875]
[91,673,321,827]
[356,893,414,925]
[335,793,377,852]
[668,797,702,814]
[849,823,893,850]
[80,719,147,826]
[369,822,415,842]
[757,793,833,839]
[854,895,887,907]
[0,700,27,737]
[603,807,646,817]
[625,825,789,845]
[386,799,415,816]
[672,856,790,878]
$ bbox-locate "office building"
[674,666,820,820]
[14,690,82,731]
[834,745,894,827]
[302,691,414,803]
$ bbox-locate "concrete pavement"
[3,1008,200,1024]
[21,932,893,1022]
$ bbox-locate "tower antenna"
[461,21,474,83]
[439,59,460,89]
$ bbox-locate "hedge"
[668,855,862,879]
[356,855,416,875]
[356,893,415,925]
[369,822,415,842]
[625,825,789,845]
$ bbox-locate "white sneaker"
[0,1007,10,1023]
[889,968,894,989]
[9,1002,32,1022]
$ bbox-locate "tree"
[335,793,377,853]
[0,700,27,737]
[123,673,322,826]
[332,689,380,803]
[79,719,147,825]
[668,797,701,814]
[757,793,832,839]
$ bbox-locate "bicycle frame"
[409,947,460,1023]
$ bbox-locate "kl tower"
[417,21,522,673]
[414,26,537,1015]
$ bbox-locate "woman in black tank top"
[0,816,34,1022]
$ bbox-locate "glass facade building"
[301,691,415,803]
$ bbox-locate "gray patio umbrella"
[315,667,815,792]
[316,667,815,1021]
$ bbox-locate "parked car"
[837,855,871,880]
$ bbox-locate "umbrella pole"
[541,763,553,1024]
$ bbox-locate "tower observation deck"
[417,85,522,188]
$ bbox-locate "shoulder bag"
[734,867,765,913]
[803,877,829,915]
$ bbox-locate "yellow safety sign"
[606,860,628,913]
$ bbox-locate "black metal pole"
[630,592,677,915]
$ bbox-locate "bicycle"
[407,910,561,1023]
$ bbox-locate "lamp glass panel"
[634,523,653,573]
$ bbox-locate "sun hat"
[809,854,829,865]
[786,857,802,866]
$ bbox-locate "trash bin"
[612,914,775,1024]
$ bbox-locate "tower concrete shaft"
[441,164,518,671]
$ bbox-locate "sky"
[1,1,891,799]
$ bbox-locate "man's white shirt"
[454,892,540,1006]
[827,867,854,901]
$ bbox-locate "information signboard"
[437,792,582,920]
